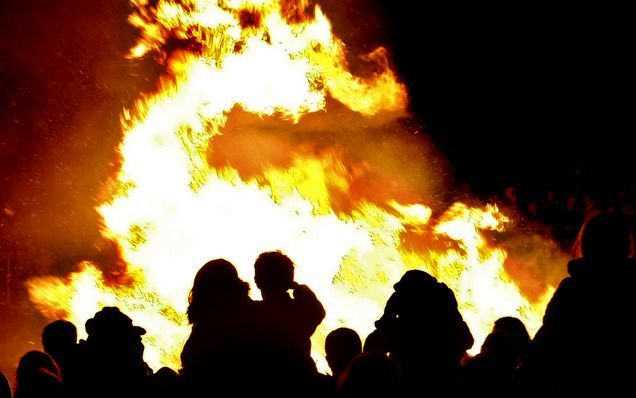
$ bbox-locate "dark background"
[381,2,634,193]
[1,0,633,377]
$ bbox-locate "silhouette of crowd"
[489,183,636,250]
[1,213,634,397]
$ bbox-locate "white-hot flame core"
[27,0,554,372]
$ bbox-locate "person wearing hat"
[71,307,151,398]
[366,270,474,395]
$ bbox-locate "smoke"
[211,103,449,205]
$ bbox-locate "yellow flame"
[28,0,553,372]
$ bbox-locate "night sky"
[381,2,634,192]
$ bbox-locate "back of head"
[16,351,61,392]
[81,307,149,390]
[42,320,77,357]
[188,259,250,324]
[338,353,400,397]
[393,270,436,293]
[579,213,633,262]
[85,307,146,349]
[362,330,387,354]
[480,332,519,368]
[254,251,294,295]
[386,270,450,322]
[479,317,530,369]
[493,317,530,348]
[152,367,179,394]
[153,366,178,382]
[325,328,362,376]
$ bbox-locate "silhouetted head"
[254,251,294,297]
[338,353,400,397]
[16,351,63,397]
[188,259,250,324]
[83,307,149,381]
[85,307,146,347]
[546,191,555,202]
[152,366,180,393]
[362,330,387,354]
[479,317,531,367]
[154,366,178,382]
[393,269,436,293]
[504,186,518,205]
[493,317,530,350]
[480,332,519,368]
[42,320,77,358]
[566,196,577,210]
[577,213,633,262]
[326,328,362,378]
[0,371,10,398]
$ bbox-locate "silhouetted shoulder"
[15,351,64,398]
[520,213,636,394]
[0,371,10,398]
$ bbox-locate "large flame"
[27,0,554,372]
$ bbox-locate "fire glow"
[26,0,554,372]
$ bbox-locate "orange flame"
[27,0,554,372]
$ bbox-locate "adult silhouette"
[461,317,530,396]
[14,351,63,398]
[252,251,326,394]
[521,213,635,394]
[180,259,256,396]
[367,270,474,395]
[41,320,78,384]
[73,307,150,398]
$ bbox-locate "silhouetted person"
[543,190,560,227]
[180,259,256,396]
[0,371,10,398]
[521,213,635,394]
[461,317,530,396]
[362,330,385,354]
[14,351,63,398]
[558,195,583,249]
[337,353,400,398]
[326,328,362,386]
[492,316,530,354]
[368,270,473,395]
[252,251,326,394]
[150,367,180,398]
[504,186,519,208]
[74,307,150,398]
[42,320,78,385]
[527,201,540,220]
